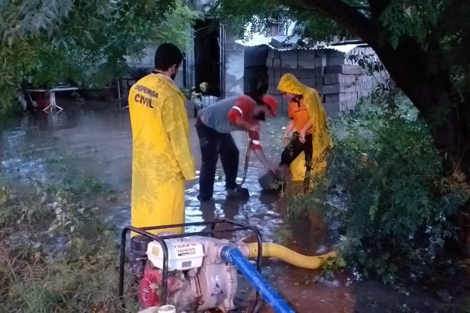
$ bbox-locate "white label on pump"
[174,242,198,257]
[146,239,204,271]
[177,248,196,256]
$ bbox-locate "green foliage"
[0,0,201,117]
[379,0,440,49]
[0,188,135,312]
[307,96,470,283]
[379,0,470,99]
[214,0,469,61]
[214,0,355,42]
[0,161,137,312]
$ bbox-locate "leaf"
[48,224,59,232]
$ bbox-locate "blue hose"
[221,246,295,313]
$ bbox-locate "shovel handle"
[240,139,251,186]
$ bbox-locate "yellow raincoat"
[129,74,195,236]
[277,73,332,186]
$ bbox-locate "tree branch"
[352,5,370,11]
[366,0,392,21]
[298,0,379,44]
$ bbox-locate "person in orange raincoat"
[277,73,332,191]
[128,43,195,236]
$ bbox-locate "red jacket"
[227,95,262,151]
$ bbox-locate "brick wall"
[266,46,388,117]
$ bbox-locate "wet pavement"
[0,101,329,246]
[0,100,335,311]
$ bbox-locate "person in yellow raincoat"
[128,43,195,236]
[277,73,332,191]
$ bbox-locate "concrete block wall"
[266,47,387,117]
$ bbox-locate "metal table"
[26,86,79,112]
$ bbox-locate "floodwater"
[0,100,335,311]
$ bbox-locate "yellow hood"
[277,73,308,95]
[277,73,333,183]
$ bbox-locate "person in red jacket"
[196,90,278,201]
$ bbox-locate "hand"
[299,131,306,143]
[282,134,290,146]
[249,124,259,132]
[262,162,277,174]
[269,165,278,174]
[278,165,291,179]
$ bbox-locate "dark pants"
[196,118,239,199]
[280,132,313,190]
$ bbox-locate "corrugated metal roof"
[236,20,298,48]
[311,43,362,53]
[236,20,364,53]
[235,35,277,47]
[235,35,290,47]
[236,32,364,53]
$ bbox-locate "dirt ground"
[244,262,470,313]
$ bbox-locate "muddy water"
[0,101,334,310]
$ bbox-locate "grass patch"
[0,156,136,312]
[0,241,127,313]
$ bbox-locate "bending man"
[196,90,278,201]
[278,73,332,192]
[128,43,195,235]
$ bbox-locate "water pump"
[139,236,239,312]
[119,219,265,312]
[118,219,319,313]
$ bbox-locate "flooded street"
[0,101,330,248]
[1,101,337,311]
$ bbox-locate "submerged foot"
[226,185,249,197]
[197,194,213,202]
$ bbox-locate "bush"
[300,96,470,284]
[0,175,136,312]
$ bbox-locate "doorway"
[194,19,222,98]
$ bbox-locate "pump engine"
[138,236,239,312]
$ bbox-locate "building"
[239,34,390,117]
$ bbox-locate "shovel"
[236,139,251,197]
